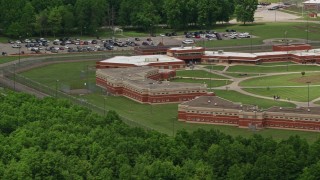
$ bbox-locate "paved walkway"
[196,65,320,107]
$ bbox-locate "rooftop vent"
[308,109,311,112]
[214,103,217,106]
[208,100,211,103]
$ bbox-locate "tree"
[298,161,320,180]
[48,7,62,37]
[235,0,257,24]
[132,2,160,34]
[197,0,220,27]
[20,2,36,37]
[34,10,49,37]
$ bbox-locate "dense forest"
[0,90,319,179]
[0,0,257,38]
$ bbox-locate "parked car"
[135,37,140,41]
[182,39,195,44]
[51,49,58,53]
[12,44,21,48]
[142,41,149,46]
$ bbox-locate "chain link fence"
[0,51,154,131]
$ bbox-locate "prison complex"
[96,66,212,104]
[178,96,320,132]
[131,44,320,64]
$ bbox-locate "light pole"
[307,81,311,107]
[306,13,309,44]
[104,96,106,116]
[18,46,21,65]
[173,116,175,137]
[13,63,16,91]
[55,80,59,98]
[250,30,253,53]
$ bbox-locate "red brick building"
[303,0,320,11]
[178,96,320,132]
[202,49,320,64]
[167,46,205,63]
[96,66,213,104]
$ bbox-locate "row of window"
[186,110,320,122]
[267,123,320,130]
[186,118,237,124]
[266,116,320,122]
[188,111,238,116]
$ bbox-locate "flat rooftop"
[100,54,184,66]
[266,106,320,115]
[127,79,206,90]
[97,66,154,80]
[204,49,320,58]
[169,46,204,51]
[181,96,254,110]
[97,66,206,90]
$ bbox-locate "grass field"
[259,61,296,66]
[171,78,232,88]
[240,72,320,87]
[18,61,320,142]
[176,70,229,79]
[227,64,320,73]
[214,90,296,109]
[20,61,97,89]
[203,65,226,71]
[243,87,320,102]
[223,72,262,78]
[0,56,19,64]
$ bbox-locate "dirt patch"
[289,75,320,84]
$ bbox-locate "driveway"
[230,4,303,23]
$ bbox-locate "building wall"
[97,70,211,104]
[178,105,320,132]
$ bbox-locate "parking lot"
[0,30,256,56]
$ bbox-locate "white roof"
[303,0,320,4]
[170,46,203,51]
[100,55,183,66]
[204,51,257,58]
[204,49,320,58]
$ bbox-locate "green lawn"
[171,78,232,88]
[176,70,229,79]
[243,87,320,102]
[259,61,296,66]
[203,65,226,71]
[227,64,320,73]
[240,72,320,87]
[223,72,262,78]
[20,61,97,89]
[0,56,19,64]
[214,90,296,109]
[17,61,320,142]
